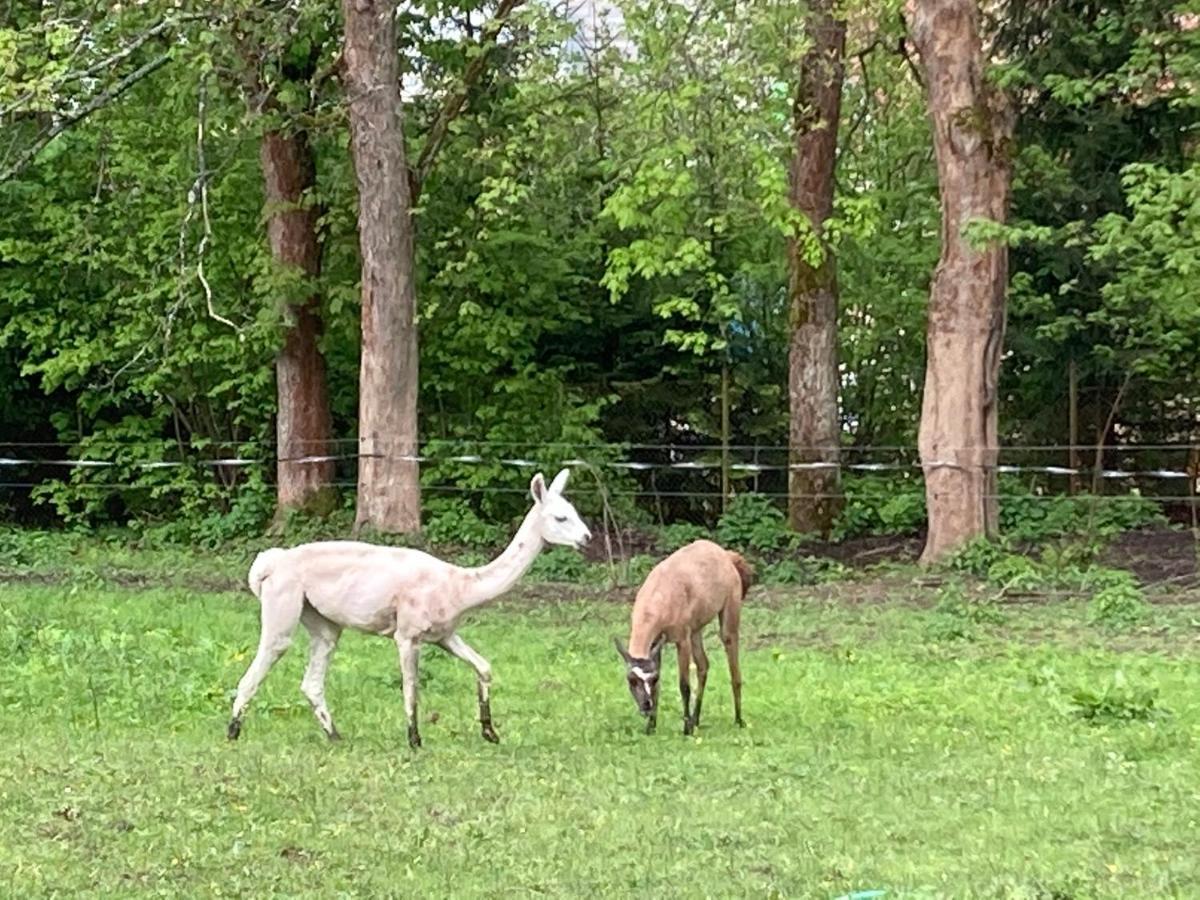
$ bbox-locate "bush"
[829,473,1168,542]
[831,475,925,540]
[527,547,607,585]
[716,493,794,553]
[657,522,710,553]
[999,483,1167,542]
[1088,575,1149,629]
[947,537,1013,578]
[925,580,1005,641]
[759,557,852,586]
[423,498,508,549]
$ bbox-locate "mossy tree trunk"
[911,0,1014,563]
[787,0,846,537]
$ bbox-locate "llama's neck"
[628,603,664,658]
[460,507,544,609]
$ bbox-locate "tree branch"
[410,0,526,202]
[0,52,171,184]
[896,11,926,91]
[193,73,238,333]
[68,14,210,84]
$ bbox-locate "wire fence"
[1,439,1197,501]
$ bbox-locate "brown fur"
[618,539,748,734]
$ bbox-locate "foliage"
[0,0,1194,542]
[422,498,508,549]
[656,522,711,553]
[1088,575,1150,629]
[926,580,1006,641]
[995,0,1200,456]
[830,475,927,540]
[758,556,851,586]
[715,493,795,553]
[1069,671,1168,725]
[998,484,1168,542]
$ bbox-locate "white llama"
[228,468,591,748]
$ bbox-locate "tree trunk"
[1068,357,1080,494]
[911,0,1014,563]
[720,359,731,513]
[787,1,845,537]
[342,0,421,534]
[260,130,336,516]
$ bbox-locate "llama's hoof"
[481,722,500,744]
[683,718,695,736]
[407,725,422,749]
[644,720,656,735]
[735,716,746,728]
[227,718,241,741]
[326,727,342,742]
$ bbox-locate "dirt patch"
[795,533,924,566]
[1101,529,1198,587]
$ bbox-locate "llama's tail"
[727,551,755,601]
[247,548,287,599]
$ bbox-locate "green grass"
[2,568,1199,898]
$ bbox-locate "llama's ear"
[614,636,633,665]
[549,467,570,495]
[649,633,666,661]
[530,472,547,504]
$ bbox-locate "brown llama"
[614,539,753,734]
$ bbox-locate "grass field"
[2,553,1199,898]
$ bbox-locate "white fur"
[229,469,591,744]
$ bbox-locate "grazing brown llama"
[614,539,753,734]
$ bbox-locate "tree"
[994,0,1199,476]
[341,0,526,535]
[786,0,845,536]
[341,0,422,534]
[261,123,336,516]
[910,0,1014,562]
[241,16,340,518]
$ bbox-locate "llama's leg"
[718,606,744,728]
[228,583,304,740]
[395,635,422,749]
[690,630,709,729]
[438,633,499,744]
[300,606,343,741]
[676,637,695,735]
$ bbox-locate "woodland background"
[1,0,1197,554]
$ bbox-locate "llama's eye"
[554,515,567,523]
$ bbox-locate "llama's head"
[530,468,591,549]
[614,634,665,717]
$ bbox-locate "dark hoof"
[481,723,500,744]
[407,725,422,749]
[683,719,695,736]
[227,718,241,741]
[735,717,746,728]
[644,721,656,735]
[327,727,342,742]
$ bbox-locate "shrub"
[1070,671,1167,724]
[1088,576,1149,629]
[716,493,793,553]
[657,522,710,553]
[759,557,852,586]
[831,475,925,540]
[926,580,1005,641]
[422,498,508,549]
